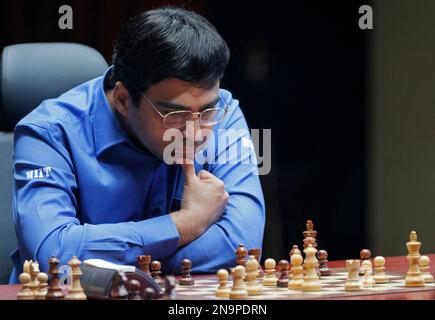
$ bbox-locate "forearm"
[19,214,180,272]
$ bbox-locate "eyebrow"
[155,96,220,112]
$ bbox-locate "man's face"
[116,78,220,163]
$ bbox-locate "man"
[10,6,265,283]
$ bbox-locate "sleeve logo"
[26,166,52,179]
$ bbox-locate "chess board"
[174,268,435,300]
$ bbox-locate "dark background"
[0,0,371,262]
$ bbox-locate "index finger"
[182,163,196,185]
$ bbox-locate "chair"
[0,42,108,283]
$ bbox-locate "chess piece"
[288,252,304,290]
[344,259,362,291]
[373,256,389,284]
[262,258,278,286]
[359,249,372,275]
[249,248,264,278]
[65,256,87,300]
[17,273,34,300]
[23,259,32,274]
[361,260,375,288]
[245,256,261,295]
[302,244,322,291]
[137,255,151,276]
[304,237,320,277]
[236,244,248,267]
[317,250,331,276]
[46,256,64,299]
[110,271,128,299]
[215,269,231,298]
[29,260,40,294]
[144,287,155,300]
[164,276,177,300]
[230,266,248,299]
[34,272,48,300]
[151,260,165,288]
[359,251,373,276]
[405,231,425,287]
[303,220,317,248]
[277,260,290,288]
[179,259,194,285]
[289,245,301,257]
[419,255,434,283]
[128,279,143,300]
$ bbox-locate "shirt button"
[152,207,161,215]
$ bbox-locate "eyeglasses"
[140,91,230,129]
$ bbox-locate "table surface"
[1,254,434,300]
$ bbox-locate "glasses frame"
[140,91,230,129]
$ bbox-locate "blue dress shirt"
[10,67,265,283]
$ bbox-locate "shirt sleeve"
[13,123,180,275]
[161,91,266,274]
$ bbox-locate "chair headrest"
[0,43,108,131]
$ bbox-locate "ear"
[112,81,131,117]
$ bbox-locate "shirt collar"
[93,66,131,157]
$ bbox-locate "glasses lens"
[164,111,191,128]
[200,108,227,126]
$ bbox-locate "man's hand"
[170,164,229,246]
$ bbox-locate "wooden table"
[1,254,434,300]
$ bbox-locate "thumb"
[182,164,196,185]
[198,170,215,180]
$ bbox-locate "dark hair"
[107,6,230,107]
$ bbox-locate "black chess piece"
[110,271,128,299]
[128,279,143,300]
[164,276,176,300]
[143,287,155,300]
[179,259,194,285]
[317,250,331,276]
[277,260,290,287]
[150,260,165,288]
[46,256,64,300]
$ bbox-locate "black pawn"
[128,279,142,300]
[179,259,194,286]
[164,275,177,300]
[317,250,331,276]
[150,260,165,288]
[143,287,155,300]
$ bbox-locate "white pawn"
[230,266,248,299]
[361,260,375,288]
[373,256,389,284]
[215,269,231,298]
[17,273,34,300]
[246,256,261,295]
[288,252,304,290]
[419,256,434,283]
[344,259,362,291]
[262,258,278,286]
[35,272,48,300]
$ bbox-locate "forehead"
[146,78,220,109]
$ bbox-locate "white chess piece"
[373,256,389,284]
[301,244,322,291]
[262,258,278,286]
[344,259,362,291]
[361,260,375,288]
[246,256,261,295]
[215,269,231,298]
[419,256,434,283]
[405,231,425,287]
